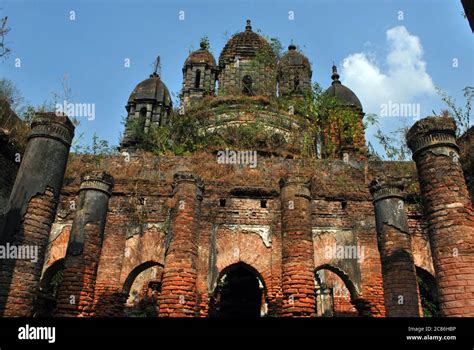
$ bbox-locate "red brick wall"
[33,153,439,318]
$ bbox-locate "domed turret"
[127,73,172,108]
[121,68,172,150]
[181,39,217,108]
[325,64,362,110]
[217,20,277,97]
[278,43,312,96]
[321,65,366,160]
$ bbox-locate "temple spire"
[331,63,341,85]
[245,19,252,32]
[152,55,161,77]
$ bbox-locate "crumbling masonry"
[0,20,473,318]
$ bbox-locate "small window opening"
[195,69,201,88]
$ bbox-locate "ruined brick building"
[0,20,473,318]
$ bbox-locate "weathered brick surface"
[55,171,114,317]
[0,113,74,316]
[55,223,102,316]
[280,176,316,317]
[93,208,129,317]
[458,126,474,204]
[158,172,203,317]
[370,180,420,317]
[407,116,474,317]
[377,226,420,316]
[39,155,411,318]
[1,143,456,317]
[2,189,57,316]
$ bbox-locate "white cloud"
[341,26,435,115]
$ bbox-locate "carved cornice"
[279,175,310,189]
[29,113,75,147]
[173,171,204,199]
[80,171,114,196]
[406,116,459,158]
[369,178,405,203]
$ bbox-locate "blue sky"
[1,0,473,153]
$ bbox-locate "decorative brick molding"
[29,113,75,147]
[369,178,420,317]
[406,116,458,158]
[407,116,474,317]
[172,171,204,199]
[79,170,115,196]
[370,179,405,204]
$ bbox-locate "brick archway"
[314,264,363,317]
[122,261,164,317]
[122,261,163,295]
[209,262,268,318]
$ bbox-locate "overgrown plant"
[435,86,473,137]
[73,132,118,166]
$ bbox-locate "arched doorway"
[35,259,64,317]
[210,263,266,318]
[416,267,440,317]
[314,264,360,317]
[242,75,254,96]
[122,261,163,317]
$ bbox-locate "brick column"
[55,171,114,317]
[369,178,420,317]
[0,112,74,316]
[279,175,315,317]
[159,171,203,317]
[407,116,474,317]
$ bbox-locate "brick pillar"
[93,221,128,317]
[407,116,474,317]
[159,171,203,317]
[0,112,74,316]
[55,171,114,317]
[279,175,315,317]
[369,178,420,317]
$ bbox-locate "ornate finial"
[200,36,209,50]
[331,63,340,85]
[152,55,161,77]
[245,19,252,31]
